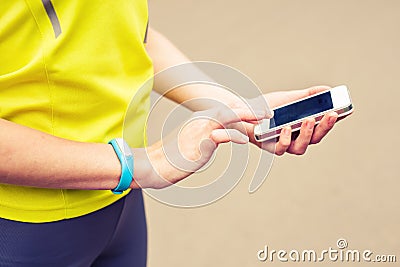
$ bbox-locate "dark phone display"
[270,92,333,128]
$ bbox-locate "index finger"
[288,85,332,102]
[194,107,272,127]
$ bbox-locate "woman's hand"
[131,85,341,189]
[133,106,271,189]
[230,85,339,156]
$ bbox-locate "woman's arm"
[146,27,339,155]
[0,105,260,189]
[146,27,242,110]
[0,118,122,189]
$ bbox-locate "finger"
[274,127,292,156]
[288,85,331,102]
[287,118,315,155]
[210,128,249,145]
[227,107,273,123]
[244,96,274,118]
[265,85,332,108]
[260,141,276,152]
[306,85,332,96]
[287,85,332,101]
[293,85,332,100]
[310,112,338,144]
[197,107,271,127]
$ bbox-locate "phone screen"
[270,91,333,128]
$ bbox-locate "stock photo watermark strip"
[257,239,396,263]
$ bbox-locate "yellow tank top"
[0,0,153,222]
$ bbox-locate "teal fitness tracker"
[108,138,134,194]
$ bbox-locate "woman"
[0,1,338,266]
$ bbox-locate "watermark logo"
[123,62,274,207]
[257,238,397,263]
[336,238,348,250]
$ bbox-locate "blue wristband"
[108,138,134,194]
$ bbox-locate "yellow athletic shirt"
[0,0,153,222]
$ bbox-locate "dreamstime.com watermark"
[257,239,397,263]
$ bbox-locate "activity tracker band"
[108,138,134,194]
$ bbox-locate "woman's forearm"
[0,118,187,190]
[0,118,123,190]
[147,27,242,111]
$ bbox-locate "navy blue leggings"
[0,189,147,267]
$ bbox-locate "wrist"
[99,144,122,190]
[128,147,154,189]
[144,142,191,189]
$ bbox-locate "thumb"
[210,129,249,145]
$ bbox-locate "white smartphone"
[254,85,353,142]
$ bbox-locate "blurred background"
[145,0,400,266]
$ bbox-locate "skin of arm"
[146,28,243,110]
[0,118,125,190]
[146,27,339,155]
[0,28,338,190]
[0,106,262,190]
[0,26,264,190]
